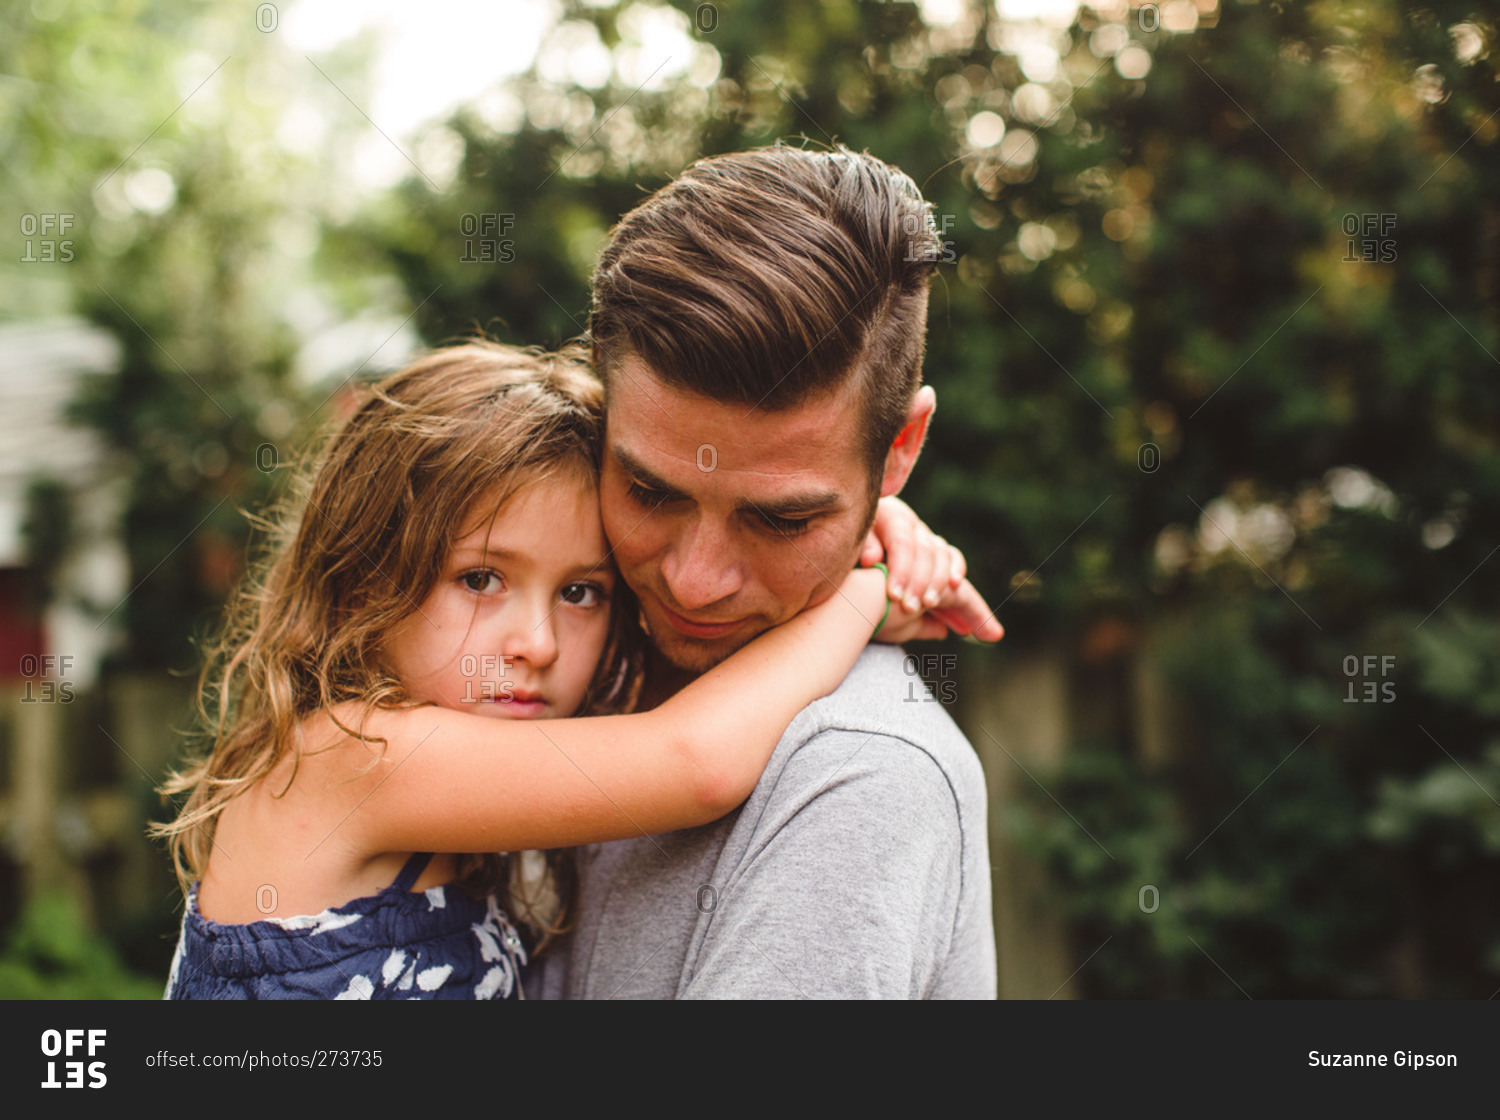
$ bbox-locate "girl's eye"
[461,569,504,594]
[559,582,608,608]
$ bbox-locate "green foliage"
[4,0,389,670]
[0,895,164,1000]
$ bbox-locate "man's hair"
[589,144,942,483]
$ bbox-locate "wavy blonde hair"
[151,341,643,948]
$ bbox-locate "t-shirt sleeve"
[679,729,967,1000]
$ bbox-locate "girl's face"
[384,472,616,720]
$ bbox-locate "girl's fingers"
[923,536,952,608]
[903,528,936,614]
[881,509,916,603]
[949,544,967,588]
[860,526,884,568]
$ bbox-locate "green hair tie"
[867,561,891,638]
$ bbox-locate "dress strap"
[390,852,434,893]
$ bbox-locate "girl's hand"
[869,580,951,644]
[858,496,1004,642]
[859,495,961,612]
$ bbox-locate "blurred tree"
[2,0,395,671]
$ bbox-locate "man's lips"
[656,601,746,640]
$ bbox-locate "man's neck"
[637,645,699,712]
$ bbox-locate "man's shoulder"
[772,644,984,797]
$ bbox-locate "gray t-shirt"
[533,644,996,999]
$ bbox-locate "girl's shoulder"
[200,720,446,923]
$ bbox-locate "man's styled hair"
[589,144,942,482]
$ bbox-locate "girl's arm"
[311,567,898,856]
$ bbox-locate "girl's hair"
[151,341,643,949]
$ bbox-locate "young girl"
[155,341,964,1000]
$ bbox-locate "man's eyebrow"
[612,447,688,497]
[614,446,841,519]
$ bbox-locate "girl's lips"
[657,602,744,640]
[488,692,546,717]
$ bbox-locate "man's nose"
[661,514,742,612]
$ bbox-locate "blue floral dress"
[164,853,528,1000]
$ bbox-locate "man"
[540,144,999,999]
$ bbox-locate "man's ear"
[878,385,936,497]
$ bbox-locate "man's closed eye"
[626,479,678,510]
[755,511,813,537]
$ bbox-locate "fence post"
[9,684,91,917]
[960,640,1079,999]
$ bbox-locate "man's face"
[601,356,878,674]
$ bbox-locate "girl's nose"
[500,596,559,668]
